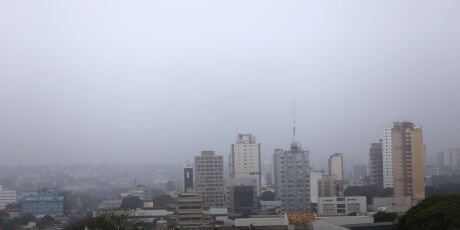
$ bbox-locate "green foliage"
[1,214,37,230]
[37,215,55,228]
[66,209,146,230]
[344,185,393,204]
[153,194,174,206]
[165,180,176,192]
[5,201,21,209]
[431,174,460,186]
[121,196,144,209]
[374,212,399,222]
[392,194,460,230]
[425,183,460,197]
[259,191,275,201]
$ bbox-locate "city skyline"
[1,1,460,166]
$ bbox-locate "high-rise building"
[194,151,225,208]
[273,142,311,212]
[439,148,460,173]
[0,185,16,209]
[328,153,344,181]
[383,123,394,188]
[183,163,194,192]
[351,165,368,186]
[392,122,425,199]
[369,142,383,188]
[229,134,261,195]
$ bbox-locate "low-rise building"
[22,190,65,215]
[373,197,412,213]
[98,199,122,210]
[169,191,211,228]
[226,178,258,217]
[259,201,282,214]
[317,196,366,216]
[0,185,16,209]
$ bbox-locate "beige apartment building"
[194,151,225,207]
[392,122,425,200]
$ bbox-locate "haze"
[1,0,459,168]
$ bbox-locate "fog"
[1,0,459,168]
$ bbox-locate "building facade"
[369,142,383,188]
[183,164,194,193]
[392,122,425,199]
[351,165,368,186]
[194,151,225,208]
[0,185,16,209]
[273,142,311,212]
[22,190,64,215]
[229,134,261,195]
[382,123,394,188]
[317,196,367,216]
[169,191,211,227]
[310,169,325,204]
[319,175,337,198]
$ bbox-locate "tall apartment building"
[0,185,16,209]
[183,163,194,192]
[392,122,425,199]
[328,153,344,181]
[229,134,261,195]
[369,142,384,188]
[194,151,225,208]
[382,123,394,188]
[273,142,311,212]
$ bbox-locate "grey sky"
[1,0,459,168]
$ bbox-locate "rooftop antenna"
[293,101,296,143]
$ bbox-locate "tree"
[259,191,275,201]
[153,194,174,206]
[37,215,55,228]
[65,209,146,230]
[5,201,22,209]
[392,194,460,230]
[165,180,176,192]
[374,212,398,222]
[120,196,143,209]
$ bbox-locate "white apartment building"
[382,123,394,188]
[229,134,261,195]
[0,185,17,209]
[318,196,367,216]
[310,169,326,204]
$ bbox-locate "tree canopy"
[374,211,399,222]
[65,209,146,230]
[392,194,460,230]
[120,196,144,209]
[259,191,275,201]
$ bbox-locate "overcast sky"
[1,1,459,169]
